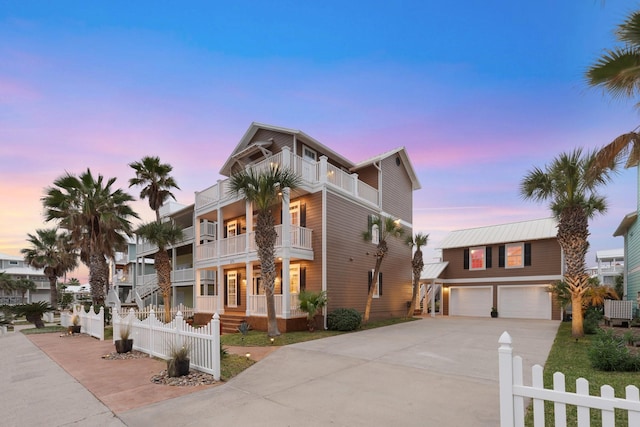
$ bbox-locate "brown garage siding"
[442,238,562,280]
[324,191,413,320]
[380,156,413,222]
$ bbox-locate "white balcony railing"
[195,149,379,212]
[248,293,305,317]
[196,295,219,314]
[172,268,195,283]
[199,221,216,239]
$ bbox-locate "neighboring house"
[0,252,50,304]
[614,212,640,307]
[107,236,156,308]
[434,218,563,320]
[586,248,624,287]
[135,122,421,331]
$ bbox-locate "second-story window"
[470,247,485,270]
[506,243,524,268]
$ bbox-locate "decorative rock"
[150,369,217,386]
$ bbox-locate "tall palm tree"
[520,149,614,338]
[406,232,429,317]
[14,278,36,303]
[136,221,184,321]
[42,169,139,305]
[129,156,180,222]
[362,216,405,323]
[586,9,640,106]
[21,228,77,309]
[586,10,640,181]
[228,166,301,337]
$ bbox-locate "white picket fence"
[60,304,105,341]
[113,308,220,380]
[499,331,640,426]
[132,303,195,321]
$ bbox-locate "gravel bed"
[101,350,218,386]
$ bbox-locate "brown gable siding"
[356,164,379,189]
[442,238,562,280]
[380,155,413,222]
[250,129,294,153]
[324,191,412,320]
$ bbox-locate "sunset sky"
[2,1,640,282]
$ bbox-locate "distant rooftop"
[595,248,624,262]
[438,217,558,249]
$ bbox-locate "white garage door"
[498,285,551,319]
[449,286,492,317]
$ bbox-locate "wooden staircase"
[219,312,247,335]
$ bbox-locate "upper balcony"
[195,147,379,216]
[137,224,196,257]
[196,224,313,266]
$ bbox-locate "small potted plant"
[167,341,190,377]
[69,314,81,334]
[491,307,498,318]
[114,322,133,353]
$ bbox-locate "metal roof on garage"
[420,262,448,280]
[438,217,558,249]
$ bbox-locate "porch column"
[217,207,224,314]
[245,200,253,317]
[195,268,201,311]
[281,146,291,169]
[171,239,177,309]
[282,187,291,318]
[319,156,328,184]
[431,282,437,318]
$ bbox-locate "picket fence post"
[212,312,220,380]
[498,331,514,427]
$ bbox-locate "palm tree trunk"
[255,212,280,337]
[48,275,58,309]
[364,254,384,323]
[408,250,423,317]
[89,253,107,306]
[155,250,172,322]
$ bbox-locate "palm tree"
[228,166,301,337]
[520,149,614,338]
[406,232,429,317]
[136,221,184,322]
[129,156,180,222]
[586,10,640,106]
[362,215,405,323]
[0,272,15,296]
[42,169,139,305]
[14,278,36,303]
[21,228,77,309]
[586,10,640,189]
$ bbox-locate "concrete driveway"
[120,317,559,427]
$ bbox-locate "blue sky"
[1,1,639,279]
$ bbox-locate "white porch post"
[431,282,437,318]
[282,187,291,318]
[245,200,253,317]
[319,156,328,184]
[281,146,291,169]
[217,207,224,314]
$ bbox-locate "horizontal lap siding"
[250,129,294,153]
[325,191,412,319]
[300,192,323,293]
[442,239,562,280]
[380,156,413,222]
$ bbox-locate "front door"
[227,271,237,308]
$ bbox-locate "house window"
[9,261,18,265]
[290,264,300,294]
[227,271,238,308]
[506,243,524,268]
[371,224,380,245]
[470,247,486,270]
[368,270,382,298]
[302,145,317,162]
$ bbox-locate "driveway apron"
[120,317,559,427]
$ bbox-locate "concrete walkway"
[0,317,559,426]
[120,317,559,427]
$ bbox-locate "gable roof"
[614,212,637,237]
[354,147,421,190]
[0,252,22,262]
[438,217,558,249]
[219,122,355,177]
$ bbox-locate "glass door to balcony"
[227,271,237,308]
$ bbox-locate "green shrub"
[588,329,640,371]
[583,307,603,335]
[327,308,362,331]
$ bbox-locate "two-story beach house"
[134,122,421,332]
[428,218,563,320]
[0,252,50,304]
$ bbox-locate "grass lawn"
[525,322,640,426]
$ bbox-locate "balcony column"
[351,172,359,198]
[245,200,253,317]
[319,156,328,184]
[217,207,224,314]
[281,146,291,169]
[282,187,291,318]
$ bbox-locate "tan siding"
[324,191,412,320]
[380,156,413,222]
[298,192,323,292]
[442,239,562,280]
[357,164,378,189]
[250,129,294,153]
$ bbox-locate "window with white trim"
[506,242,524,268]
[369,270,382,298]
[470,247,486,270]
